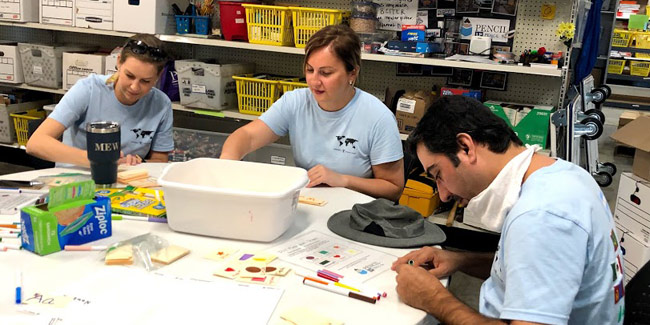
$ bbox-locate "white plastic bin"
[158,158,308,242]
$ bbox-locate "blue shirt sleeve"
[150,101,174,152]
[48,77,93,128]
[499,209,588,324]
[369,110,404,165]
[259,91,292,137]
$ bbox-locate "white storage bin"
[113,0,187,34]
[158,158,308,242]
[40,0,75,26]
[62,52,106,90]
[18,43,93,89]
[176,60,255,111]
[75,0,113,30]
[0,0,39,22]
[0,42,24,83]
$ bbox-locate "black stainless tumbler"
[86,121,120,186]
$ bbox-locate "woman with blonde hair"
[221,25,404,201]
[27,34,174,166]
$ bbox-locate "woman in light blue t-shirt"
[26,34,174,167]
[221,25,404,201]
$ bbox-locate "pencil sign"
[376,0,418,31]
[460,17,511,43]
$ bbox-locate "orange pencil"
[0,224,19,229]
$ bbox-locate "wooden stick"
[446,201,459,227]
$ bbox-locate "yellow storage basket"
[608,59,626,74]
[635,52,650,59]
[635,32,650,49]
[242,4,294,46]
[10,109,46,146]
[232,74,285,116]
[278,79,308,93]
[630,60,650,77]
[289,7,350,48]
[612,29,634,47]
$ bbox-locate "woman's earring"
[349,80,354,86]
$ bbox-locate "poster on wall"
[456,0,480,13]
[376,0,418,31]
[492,0,518,16]
[459,17,511,43]
[418,0,437,9]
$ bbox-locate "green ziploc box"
[485,101,555,148]
[19,180,113,256]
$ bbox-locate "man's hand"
[307,164,348,188]
[395,264,446,312]
[392,246,464,279]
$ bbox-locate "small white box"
[62,52,106,90]
[40,0,75,26]
[614,172,650,245]
[158,158,308,242]
[18,43,94,89]
[75,0,113,30]
[0,42,24,83]
[113,0,188,34]
[104,49,119,75]
[176,60,254,111]
[617,226,650,285]
[0,0,39,22]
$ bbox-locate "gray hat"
[327,199,446,248]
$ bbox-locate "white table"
[0,163,445,324]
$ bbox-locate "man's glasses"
[125,40,167,61]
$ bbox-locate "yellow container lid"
[403,179,434,199]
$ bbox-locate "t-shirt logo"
[131,128,154,140]
[336,135,358,149]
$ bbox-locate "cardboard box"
[485,101,554,148]
[614,172,650,245]
[18,43,93,89]
[0,0,39,22]
[62,52,106,90]
[0,42,24,83]
[113,0,188,34]
[395,90,434,134]
[40,0,75,26]
[0,100,50,143]
[611,116,650,181]
[75,0,113,30]
[104,49,119,75]
[20,181,112,256]
[617,226,650,285]
[618,110,650,129]
[176,60,254,111]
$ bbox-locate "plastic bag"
[157,60,180,102]
[104,233,169,271]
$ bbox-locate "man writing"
[393,96,625,325]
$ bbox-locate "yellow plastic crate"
[289,7,350,48]
[232,74,285,116]
[630,60,650,77]
[608,59,626,74]
[10,109,46,145]
[635,52,650,59]
[612,29,634,47]
[636,32,650,49]
[278,79,308,93]
[242,4,294,46]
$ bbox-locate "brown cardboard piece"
[395,90,434,134]
[610,116,650,181]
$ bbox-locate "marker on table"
[0,223,20,229]
[64,245,108,251]
[303,277,376,304]
[407,260,435,270]
[111,214,167,223]
[0,233,20,239]
[15,271,22,304]
[318,269,386,298]
[0,243,22,251]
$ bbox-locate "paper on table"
[19,267,283,325]
[0,193,43,215]
[268,230,397,283]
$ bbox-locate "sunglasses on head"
[125,40,167,61]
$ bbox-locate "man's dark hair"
[407,95,523,167]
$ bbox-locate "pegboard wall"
[0,0,576,108]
